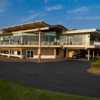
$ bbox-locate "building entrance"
[26,50,33,58]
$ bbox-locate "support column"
[54,48,56,58]
[87,49,90,61]
[21,36,23,44]
[8,49,10,58]
[38,31,41,62]
[20,49,23,59]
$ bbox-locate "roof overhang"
[2,21,50,33]
[12,27,49,33]
[63,28,100,35]
[1,21,67,34]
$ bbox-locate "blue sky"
[0,0,100,28]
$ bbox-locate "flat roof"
[63,28,100,35]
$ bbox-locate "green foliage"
[0,80,99,100]
[92,57,100,67]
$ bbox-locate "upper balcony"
[60,41,94,49]
[0,32,60,47]
[0,41,60,48]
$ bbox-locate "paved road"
[0,60,100,98]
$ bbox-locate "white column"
[8,50,11,58]
[20,49,23,59]
[54,48,56,58]
[21,36,23,44]
[38,31,41,62]
[9,38,10,44]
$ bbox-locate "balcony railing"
[61,42,90,45]
[0,41,60,46]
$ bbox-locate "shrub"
[92,57,100,67]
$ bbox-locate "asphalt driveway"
[0,60,100,98]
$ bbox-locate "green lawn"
[0,80,99,100]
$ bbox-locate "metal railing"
[0,41,60,46]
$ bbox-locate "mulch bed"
[88,67,100,74]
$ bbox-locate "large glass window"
[41,32,57,45]
[60,34,89,45]
[10,32,39,45]
[0,35,11,44]
[0,31,57,45]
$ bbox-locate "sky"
[0,0,100,29]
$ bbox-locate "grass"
[0,80,99,100]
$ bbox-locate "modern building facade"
[0,21,100,61]
[0,21,67,61]
[61,29,100,60]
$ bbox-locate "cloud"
[44,0,63,12]
[67,6,89,14]
[66,16,100,21]
[46,4,63,12]
[0,9,5,13]
[44,0,48,4]
[74,0,81,2]
[44,0,58,4]
[0,0,10,13]
[75,16,100,20]
[65,5,100,23]
[0,0,8,7]
[21,11,47,23]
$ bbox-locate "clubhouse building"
[0,21,100,61]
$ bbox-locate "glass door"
[26,50,33,58]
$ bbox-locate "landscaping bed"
[88,58,100,74]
